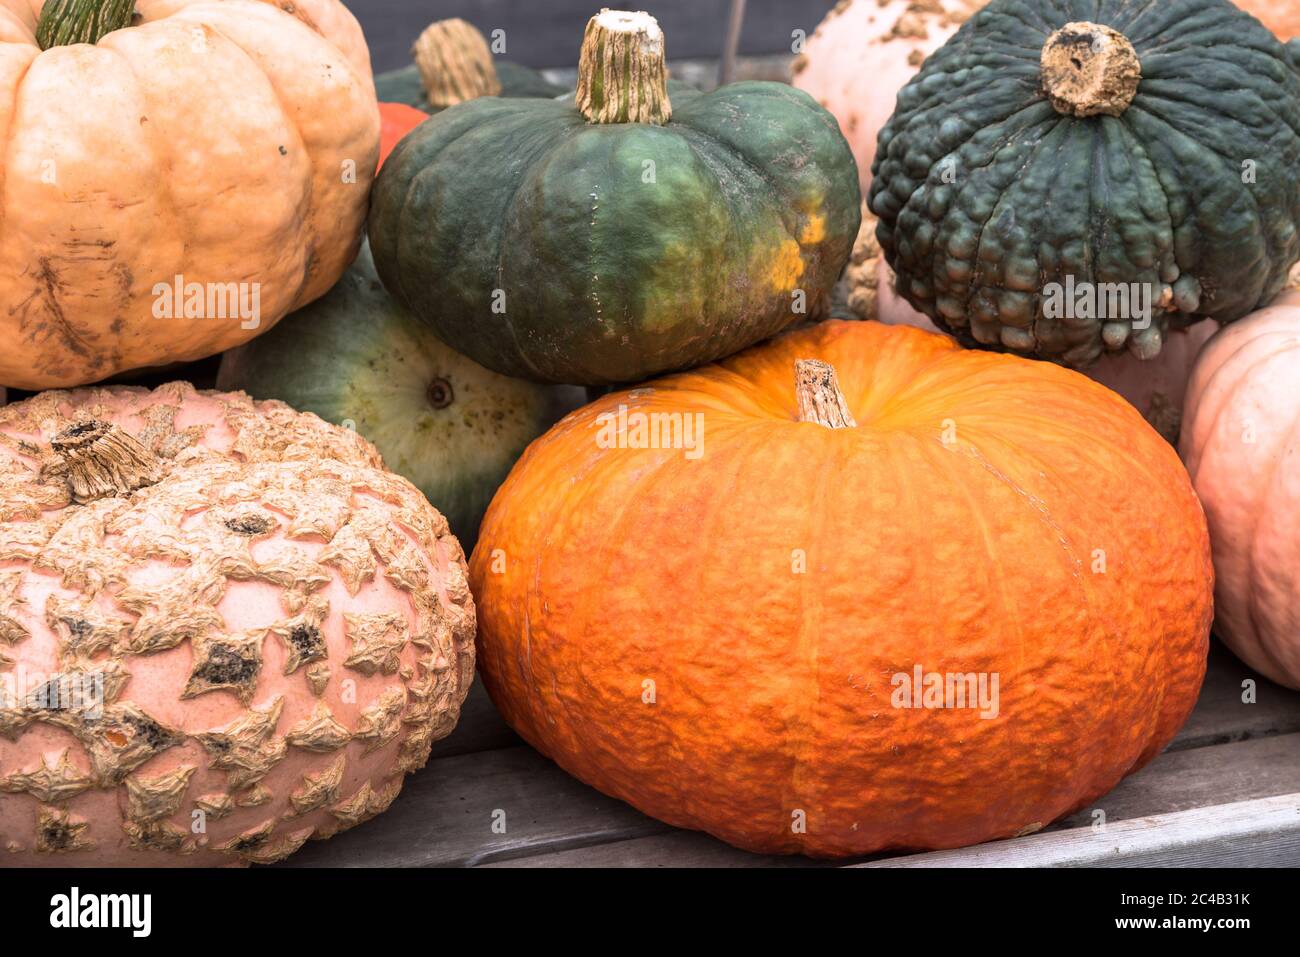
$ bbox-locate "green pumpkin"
[375,61,566,111]
[216,242,585,554]
[369,12,860,385]
[869,0,1300,368]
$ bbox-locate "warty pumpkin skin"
[471,319,1213,857]
[370,11,860,386]
[0,383,475,865]
[1181,291,1300,690]
[869,0,1300,369]
[218,241,586,556]
[0,0,379,390]
[839,207,1214,443]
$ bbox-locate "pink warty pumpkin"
[1180,291,1300,689]
[0,383,474,865]
[791,0,985,194]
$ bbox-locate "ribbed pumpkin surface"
[471,320,1213,857]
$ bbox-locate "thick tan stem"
[42,420,161,503]
[412,18,502,109]
[795,359,857,429]
[1040,22,1140,118]
[576,9,671,125]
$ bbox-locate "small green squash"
[217,241,584,554]
[370,10,860,385]
[869,0,1300,367]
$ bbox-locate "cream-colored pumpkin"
[1180,291,1300,690]
[791,0,985,194]
[0,0,379,390]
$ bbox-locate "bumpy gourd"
[370,9,860,385]
[0,384,474,865]
[218,242,585,555]
[472,320,1213,857]
[0,0,380,389]
[869,0,1300,368]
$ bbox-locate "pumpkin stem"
[795,359,857,429]
[41,420,161,503]
[412,18,503,110]
[575,9,672,125]
[1040,21,1140,118]
[36,0,136,49]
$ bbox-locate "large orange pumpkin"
[472,320,1213,857]
[0,0,379,390]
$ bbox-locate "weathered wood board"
[280,645,1300,868]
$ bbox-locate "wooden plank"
[277,745,667,868]
[279,726,1300,868]
[1048,732,1300,830]
[857,792,1300,868]
[1168,644,1300,750]
[427,681,519,759]
[479,830,821,869]
[481,733,1300,867]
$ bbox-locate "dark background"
[348,0,837,73]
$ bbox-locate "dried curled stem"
[795,359,857,429]
[1040,21,1140,118]
[575,9,671,125]
[42,420,161,503]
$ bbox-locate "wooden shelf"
[278,645,1300,868]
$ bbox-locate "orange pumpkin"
[0,0,379,390]
[471,320,1213,857]
[378,102,427,170]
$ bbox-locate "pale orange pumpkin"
[1181,291,1300,690]
[0,0,379,390]
[1235,0,1300,40]
[472,320,1213,857]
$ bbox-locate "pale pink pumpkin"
[1180,291,1300,690]
[0,382,474,865]
[791,0,985,195]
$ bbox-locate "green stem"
[37,0,136,50]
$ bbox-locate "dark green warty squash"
[869,0,1300,367]
[217,241,585,554]
[369,10,860,385]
